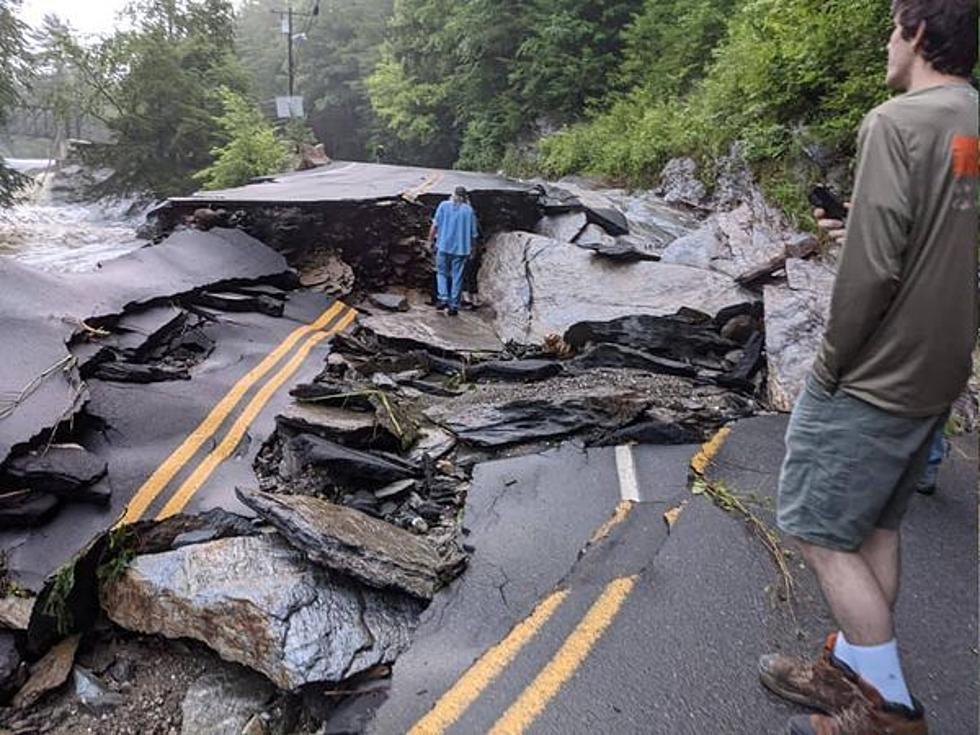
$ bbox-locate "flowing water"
[0,160,149,273]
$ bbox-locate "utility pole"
[287,5,294,98]
[271,2,318,104]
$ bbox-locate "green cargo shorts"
[777,375,944,552]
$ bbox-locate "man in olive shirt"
[758,2,978,733]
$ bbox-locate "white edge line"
[615,444,641,503]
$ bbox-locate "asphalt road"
[166,161,535,207]
[365,417,977,735]
[0,290,349,590]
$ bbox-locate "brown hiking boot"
[759,633,861,713]
[788,678,928,735]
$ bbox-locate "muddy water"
[0,163,148,273]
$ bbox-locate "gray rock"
[763,258,837,411]
[12,635,79,709]
[276,403,398,451]
[658,157,708,207]
[660,224,725,270]
[237,490,465,600]
[360,306,504,357]
[101,535,421,689]
[534,212,588,243]
[73,666,125,714]
[0,596,34,631]
[369,293,410,312]
[180,664,274,735]
[575,227,661,262]
[479,232,754,344]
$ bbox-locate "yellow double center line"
[411,575,637,735]
[117,301,355,526]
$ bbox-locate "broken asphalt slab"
[0,290,344,591]
[0,228,290,464]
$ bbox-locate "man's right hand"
[813,204,850,246]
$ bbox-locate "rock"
[12,635,79,710]
[0,632,23,694]
[0,490,59,529]
[479,232,754,344]
[0,596,34,631]
[545,182,630,235]
[3,446,108,502]
[575,230,660,262]
[735,234,819,288]
[373,479,416,500]
[359,307,504,357]
[467,359,564,383]
[405,427,456,464]
[242,714,267,735]
[297,251,355,297]
[658,157,708,208]
[660,224,725,270]
[237,490,465,600]
[297,143,331,171]
[102,535,422,690]
[720,314,758,344]
[130,508,259,555]
[283,434,418,488]
[180,665,274,735]
[764,258,837,411]
[534,212,588,243]
[72,666,125,714]
[368,293,410,312]
[192,208,229,231]
[276,403,399,451]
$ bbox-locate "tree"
[235,0,392,162]
[57,0,249,198]
[194,86,288,190]
[0,0,29,205]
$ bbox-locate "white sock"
[845,637,914,709]
[832,631,858,671]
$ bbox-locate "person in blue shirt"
[427,186,479,316]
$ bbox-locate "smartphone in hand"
[808,185,848,222]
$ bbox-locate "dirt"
[4,630,216,735]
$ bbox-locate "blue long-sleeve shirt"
[433,199,479,256]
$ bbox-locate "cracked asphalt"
[351,417,976,735]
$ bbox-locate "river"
[0,159,149,273]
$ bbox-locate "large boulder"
[237,490,465,600]
[101,535,421,690]
[764,258,836,411]
[479,232,755,344]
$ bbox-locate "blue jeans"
[436,251,468,309]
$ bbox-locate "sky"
[18,0,130,37]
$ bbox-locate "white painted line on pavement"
[615,445,641,502]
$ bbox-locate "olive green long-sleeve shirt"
[813,83,979,417]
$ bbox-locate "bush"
[540,0,895,214]
[194,87,289,191]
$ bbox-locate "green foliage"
[51,0,249,198]
[0,0,29,205]
[194,86,289,190]
[540,0,896,212]
[367,0,643,170]
[96,526,137,588]
[235,0,392,162]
